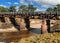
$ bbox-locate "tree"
[53,7,57,12]
[18,5,28,13]
[9,6,16,12]
[46,8,53,12]
[0,6,9,12]
[28,4,36,13]
[18,5,37,13]
[46,4,60,12]
[56,4,60,11]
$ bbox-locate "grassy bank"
[18,32,60,43]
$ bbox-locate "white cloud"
[0,5,7,8]
[19,0,60,11]
[35,9,41,12]
[20,0,28,5]
[32,0,59,9]
[35,8,46,12]
[28,0,33,5]
[29,0,60,7]
[20,0,60,6]
[7,2,11,4]
[41,5,50,8]
[16,6,19,12]
[41,4,55,8]
[14,2,19,4]
[33,0,60,5]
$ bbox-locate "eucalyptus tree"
[0,6,9,12]
[19,5,37,13]
[9,6,16,12]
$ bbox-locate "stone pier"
[41,20,48,34]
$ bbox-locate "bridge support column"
[15,14,29,33]
[0,15,3,26]
[19,17,29,34]
[24,16,30,31]
[0,16,5,23]
[9,15,20,31]
[20,18,27,30]
[46,20,50,33]
[41,20,48,34]
[4,17,11,24]
[15,17,26,31]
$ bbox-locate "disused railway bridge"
[0,12,60,19]
[0,12,60,32]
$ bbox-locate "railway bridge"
[0,12,60,42]
[0,12,60,33]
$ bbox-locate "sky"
[0,0,60,12]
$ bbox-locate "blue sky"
[0,0,60,12]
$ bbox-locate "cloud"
[41,5,50,8]
[41,4,55,8]
[35,8,41,12]
[0,5,7,8]
[16,6,19,12]
[28,0,33,5]
[33,0,60,5]
[35,8,46,12]
[7,2,11,4]
[20,0,60,11]
[20,0,28,5]
[33,0,59,10]
[14,2,19,4]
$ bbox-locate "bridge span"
[0,12,60,33]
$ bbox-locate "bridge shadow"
[9,17,20,31]
[24,16,30,30]
[0,17,5,23]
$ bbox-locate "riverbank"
[18,32,60,43]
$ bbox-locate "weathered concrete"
[20,18,27,31]
[41,20,48,34]
[4,17,11,24]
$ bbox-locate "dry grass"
[18,32,60,43]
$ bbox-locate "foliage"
[46,8,53,12]
[9,6,16,12]
[0,6,9,12]
[28,4,36,13]
[18,5,37,13]
[46,4,60,12]
[18,5,28,13]
[0,4,37,12]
